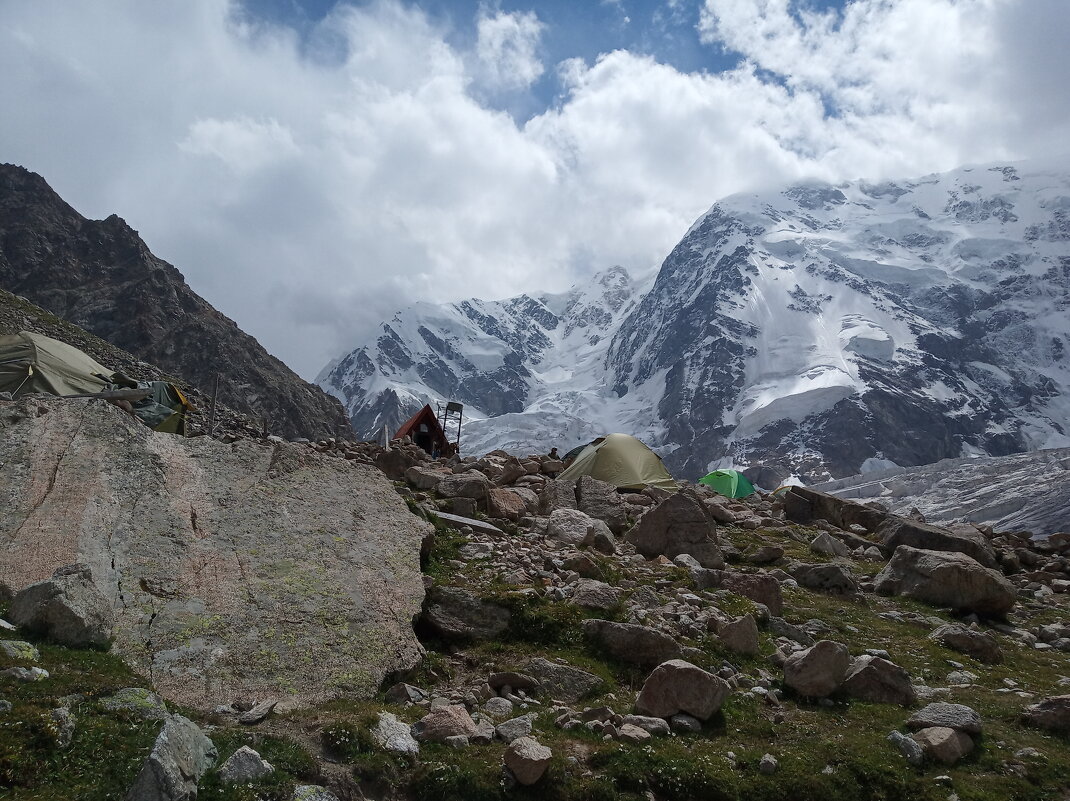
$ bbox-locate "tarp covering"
[557,433,678,491]
[0,331,112,397]
[699,469,756,499]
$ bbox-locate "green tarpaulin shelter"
[0,331,192,434]
[699,469,755,498]
[557,433,678,491]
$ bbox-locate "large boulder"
[525,658,602,702]
[569,579,624,611]
[842,655,916,706]
[781,486,886,532]
[1021,696,1070,733]
[911,726,974,765]
[422,587,511,642]
[716,571,784,616]
[783,640,850,698]
[582,620,687,667]
[8,564,113,647]
[635,660,730,720]
[504,737,552,786]
[576,476,628,534]
[539,479,578,513]
[436,471,491,501]
[412,705,478,742]
[126,714,217,801]
[877,518,997,569]
[929,623,1003,664]
[874,546,1016,616]
[906,703,983,735]
[0,397,428,708]
[625,488,723,568]
[789,563,858,594]
[546,509,611,545]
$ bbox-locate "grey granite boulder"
[218,746,274,784]
[874,546,1015,616]
[422,587,511,642]
[576,476,628,534]
[783,640,850,698]
[126,714,217,801]
[0,398,429,708]
[625,488,723,568]
[582,620,687,667]
[929,623,1003,664]
[635,660,730,720]
[504,736,552,786]
[372,711,420,755]
[9,564,113,648]
[1021,695,1070,733]
[842,655,915,706]
[906,702,982,735]
[525,658,602,702]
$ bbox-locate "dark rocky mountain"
[0,164,349,440]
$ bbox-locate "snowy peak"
[320,266,645,443]
[323,160,1070,484]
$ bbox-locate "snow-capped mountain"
[317,265,655,451]
[321,160,1070,482]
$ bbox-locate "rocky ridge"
[0,164,350,441]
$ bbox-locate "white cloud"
[475,8,545,91]
[180,116,300,173]
[0,0,1066,379]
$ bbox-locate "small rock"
[0,641,40,661]
[413,705,478,742]
[758,753,778,775]
[483,697,515,718]
[218,746,274,784]
[496,714,536,743]
[445,735,470,748]
[292,786,341,801]
[504,736,552,786]
[52,707,75,749]
[887,730,924,766]
[1,666,49,682]
[912,726,974,765]
[238,699,278,725]
[372,712,420,755]
[1021,695,1070,733]
[669,713,702,733]
[618,723,652,743]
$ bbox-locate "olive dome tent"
[0,331,193,434]
[0,330,113,397]
[698,469,755,499]
[557,433,678,491]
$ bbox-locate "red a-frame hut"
[394,404,450,456]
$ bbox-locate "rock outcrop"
[0,395,427,708]
[0,164,349,441]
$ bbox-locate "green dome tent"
[557,433,678,491]
[698,469,755,499]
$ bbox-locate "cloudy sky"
[1,0,1068,378]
